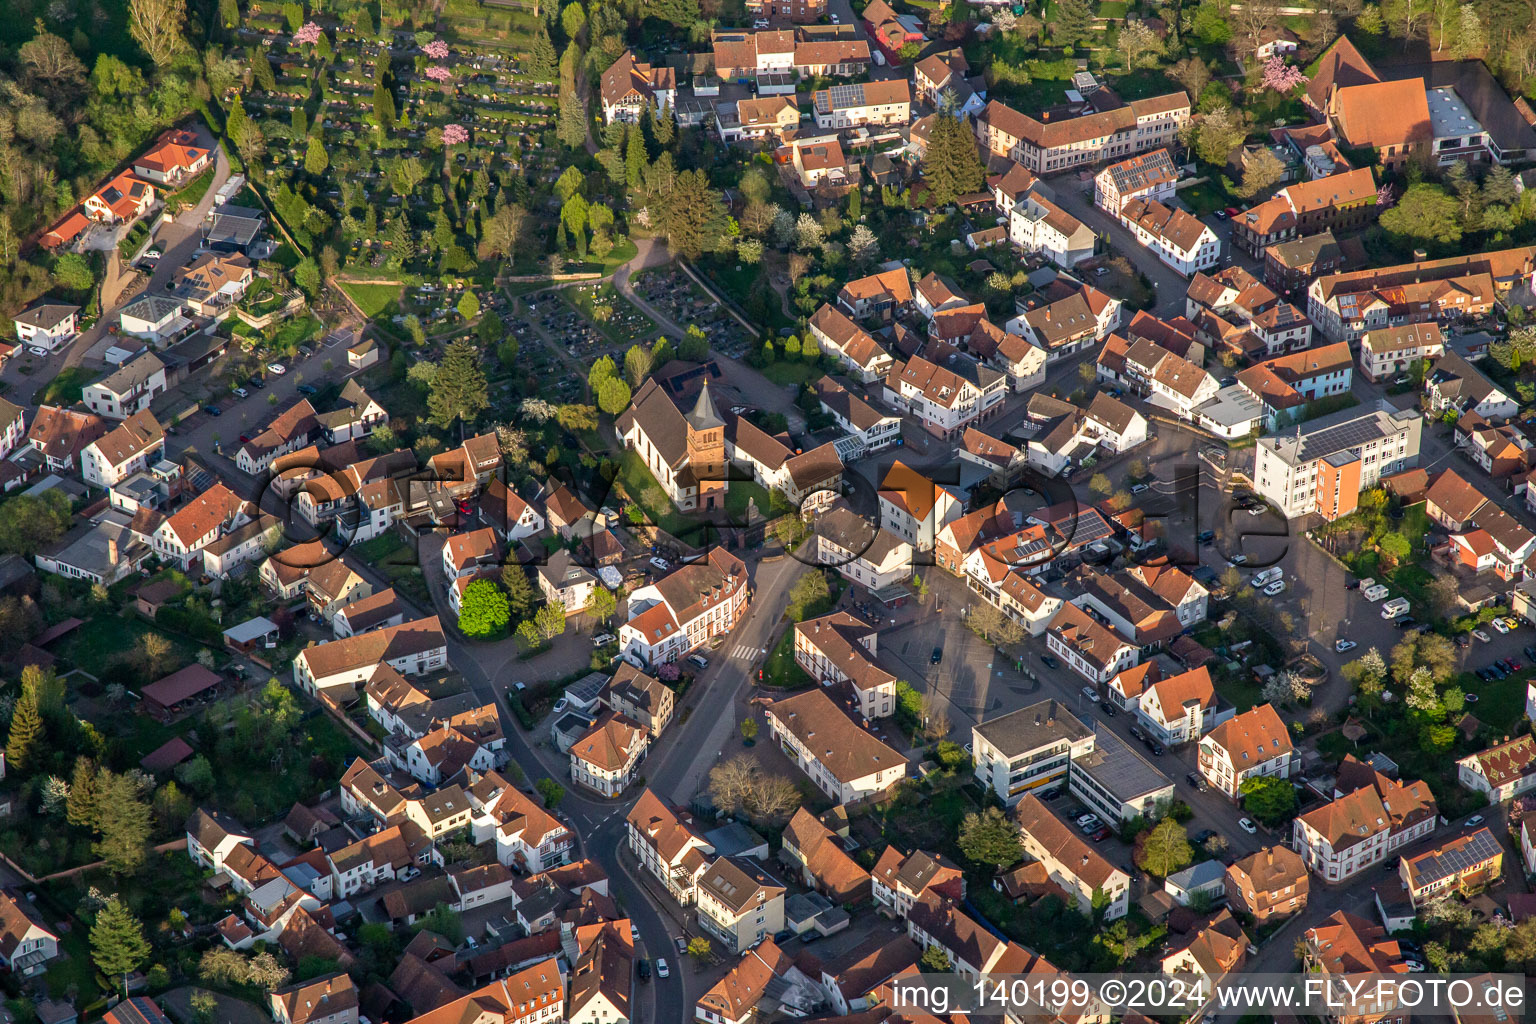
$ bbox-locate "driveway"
[1042,175,1200,321]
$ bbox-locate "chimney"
[108,537,119,565]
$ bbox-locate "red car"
[1090,826,1112,843]
[239,434,252,443]
[1225,207,1241,218]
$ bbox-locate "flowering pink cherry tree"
[442,123,469,146]
[1376,183,1397,210]
[423,65,453,83]
[423,40,450,59]
[293,21,323,46]
[1261,56,1308,92]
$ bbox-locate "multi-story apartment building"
[811,80,910,129]
[793,611,898,721]
[1197,704,1293,798]
[1136,667,1224,746]
[80,409,165,488]
[1045,603,1139,684]
[1094,148,1178,214]
[291,617,449,694]
[1293,756,1437,881]
[1117,198,1220,276]
[882,353,1007,439]
[1357,322,1445,382]
[1253,401,1422,520]
[765,689,906,804]
[697,857,786,954]
[568,712,648,797]
[618,548,748,668]
[1014,794,1130,919]
[970,700,1094,806]
[1306,246,1536,342]
[1230,167,1377,257]
[626,789,715,904]
[976,94,1190,174]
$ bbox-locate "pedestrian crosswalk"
[727,643,759,662]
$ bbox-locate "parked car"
[248,378,264,389]
[1466,815,1485,827]
[1493,618,1511,634]
[1040,654,1059,669]
[637,959,651,982]
[1146,742,1165,756]
[1228,554,1248,566]
[1335,639,1357,652]
[931,646,943,665]
[1238,818,1258,834]
[296,383,318,396]
[1263,580,1286,597]
[232,387,249,399]
[1474,629,1492,642]
[675,937,687,953]
[592,633,615,647]
[1213,209,1228,220]
[649,556,671,571]
[1187,774,1210,793]
[656,959,670,979]
[1129,725,1146,742]
[687,654,708,670]
[205,405,222,417]
[1193,828,1217,844]
[267,362,287,375]
[1130,483,1150,494]
[1081,685,1098,702]
[1198,530,1215,545]
[1090,826,1112,842]
[1100,700,1117,716]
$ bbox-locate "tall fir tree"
[650,104,675,146]
[373,83,395,129]
[625,123,647,188]
[90,897,150,994]
[528,26,558,79]
[557,91,587,148]
[922,114,986,207]
[4,684,43,775]
[428,340,490,432]
[251,46,276,91]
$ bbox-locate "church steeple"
[685,378,725,432]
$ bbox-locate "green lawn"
[272,312,323,353]
[1179,181,1235,216]
[55,612,201,679]
[37,365,97,406]
[617,451,690,535]
[758,359,821,387]
[341,281,401,318]
[165,166,216,209]
[561,236,638,276]
[762,629,813,689]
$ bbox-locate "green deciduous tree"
[1240,775,1299,826]
[1135,819,1193,878]
[597,376,631,415]
[920,943,953,971]
[1380,183,1463,249]
[536,777,565,807]
[459,579,511,638]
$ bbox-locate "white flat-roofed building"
[1068,728,1174,825]
[971,700,1094,807]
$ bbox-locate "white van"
[1253,567,1283,587]
[1363,584,1390,602]
[1381,597,1411,619]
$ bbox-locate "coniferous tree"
[528,26,558,78]
[4,684,43,775]
[922,114,986,207]
[91,897,150,994]
[502,565,537,622]
[428,340,490,431]
[251,46,276,91]
[373,84,396,129]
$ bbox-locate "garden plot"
[562,282,661,349]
